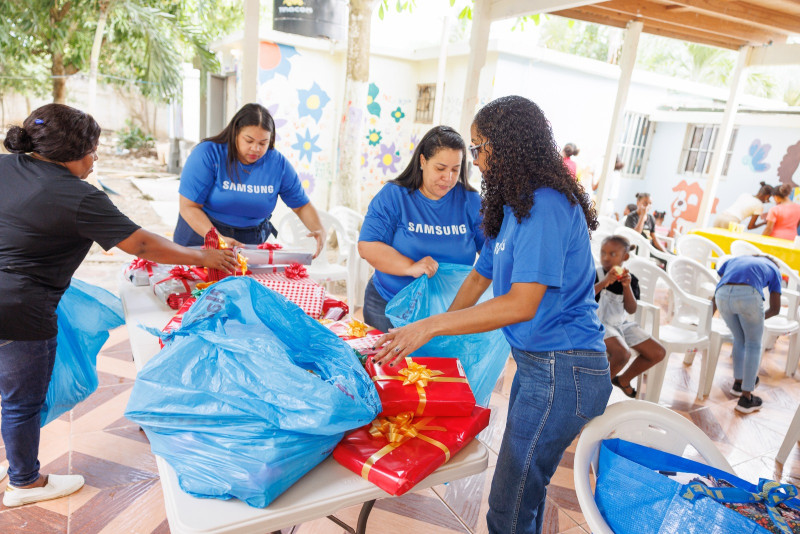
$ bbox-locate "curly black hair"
[472,96,597,239]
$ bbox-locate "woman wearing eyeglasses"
[0,104,236,508]
[357,125,484,333]
[372,96,610,534]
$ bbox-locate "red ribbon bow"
[128,258,157,274]
[284,262,308,280]
[256,242,283,250]
[156,266,196,292]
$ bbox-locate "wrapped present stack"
[333,355,490,496]
[249,264,326,319]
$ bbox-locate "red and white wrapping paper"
[249,272,325,318]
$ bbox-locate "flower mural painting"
[375,143,401,175]
[408,134,419,154]
[391,106,405,123]
[258,42,298,84]
[266,104,288,142]
[361,151,369,168]
[299,172,315,194]
[297,82,331,123]
[742,139,771,172]
[292,128,322,163]
[366,129,382,147]
[367,83,381,117]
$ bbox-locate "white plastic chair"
[590,230,612,266]
[328,205,364,264]
[329,205,370,308]
[276,210,354,305]
[675,234,727,269]
[730,239,763,257]
[761,255,800,377]
[777,403,800,464]
[626,257,712,402]
[574,400,734,534]
[597,216,621,235]
[667,256,732,399]
[614,226,673,267]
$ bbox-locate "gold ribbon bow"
[361,411,450,480]
[346,318,369,338]
[372,358,469,416]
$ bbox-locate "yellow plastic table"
[690,228,800,272]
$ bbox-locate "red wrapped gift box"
[249,272,325,318]
[333,407,490,496]
[365,357,476,417]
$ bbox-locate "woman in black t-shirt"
[0,104,238,507]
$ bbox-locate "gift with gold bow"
[333,406,490,495]
[365,356,476,417]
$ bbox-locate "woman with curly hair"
[373,95,611,534]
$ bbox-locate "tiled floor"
[1,322,799,533]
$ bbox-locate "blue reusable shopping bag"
[595,438,800,534]
[125,277,382,508]
[42,278,125,426]
[385,263,511,406]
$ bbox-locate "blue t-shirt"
[179,141,310,227]
[716,256,782,298]
[474,188,605,352]
[359,183,484,301]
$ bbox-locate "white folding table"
[118,280,489,534]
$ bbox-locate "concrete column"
[696,46,750,228]
[595,20,642,218]
[242,0,260,104]
[459,0,492,139]
[433,15,450,126]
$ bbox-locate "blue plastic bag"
[43,278,124,426]
[385,263,511,405]
[125,277,381,508]
[596,438,800,534]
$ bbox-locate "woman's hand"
[307,229,325,259]
[406,256,438,278]
[199,248,239,273]
[220,235,243,248]
[371,321,435,367]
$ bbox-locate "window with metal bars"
[617,112,653,179]
[679,124,738,177]
[415,84,436,124]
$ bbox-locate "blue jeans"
[715,284,764,392]
[362,277,395,333]
[487,349,612,534]
[0,337,57,486]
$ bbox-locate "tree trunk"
[52,52,67,104]
[333,0,378,211]
[88,2,112,116]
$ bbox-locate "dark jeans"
[0,337,57,486]
[362,277,395,333]
[487,349,611,534]
[173,213,277,247]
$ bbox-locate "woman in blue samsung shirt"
[358,125,485,332]
[373,96,611,534]
[174,103,325,256]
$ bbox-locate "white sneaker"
[0,465,7,481]
[3,474,84,507]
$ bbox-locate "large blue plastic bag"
[596,438,800,534]
[385,263,511,405]
[43,278,124,426]
[125,277,381,508]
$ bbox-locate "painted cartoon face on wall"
[670,180,719,234]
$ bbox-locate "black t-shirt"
[624,212,656,239]
[594,268,641,302]
[0,154,140,340]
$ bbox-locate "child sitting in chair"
[595,235,667,397]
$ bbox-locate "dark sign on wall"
[273,0,347,41]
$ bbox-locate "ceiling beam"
[593,0,784,45]
[747,43,800,67]
[553,6,746,49]
[489,0,597,21]
[665,0,800,35]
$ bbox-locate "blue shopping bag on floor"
[125,277,381,508]
[43,279,125,426]
[385,263,511,405]
[595,438,800,534]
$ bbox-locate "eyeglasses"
[469,142,487,160]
